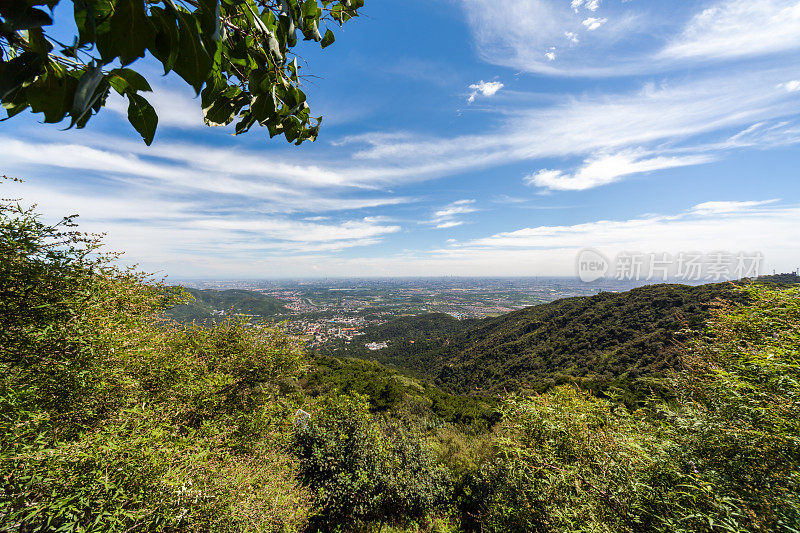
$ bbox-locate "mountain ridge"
[322,282,744,395]
[167,287,288,323]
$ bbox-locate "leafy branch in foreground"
[0,0,363,145]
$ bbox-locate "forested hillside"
[357,312,469,341]
[326,284,743,396]
[757,272,800,284]
[167,287,288,323]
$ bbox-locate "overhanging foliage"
[0,0,363,144]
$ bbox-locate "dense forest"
[756,272,800,284]
[166,287,288,323]
[322,284,743,400]
[2,198,799,532]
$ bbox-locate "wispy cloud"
[690,199,780,215]
[121,200,796,277]
[659,0,800,62]
[343,67,800,190]
[778,80,800,92]
[106,86,204,129]
[461,0,800,76]
[427,199,478,228]
[3,180,403,273]
[407,201,800,276]
[525,151,715,191]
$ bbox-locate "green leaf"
[126,92,158,144]
[0,5,53,32]
[26,28,54,55]
[148,7,180,73]
[107,68,152,95]
[301,0,319,20]
[23,64,78,123]
[197,0,221,40]
[249,92,276,124]
[0,52,45,99]
[73,0,101,46]
[268,33,283,61]
[108,0,154,66]
[203,97,239,126]
[173,11,212,93]
[303,20,322,42]
[69,62,105,127]
[321,28,335,48]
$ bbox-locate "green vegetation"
[167,287,288,323]
[756,272,800,284]
[2,195,798,531]
[0,199,313,530]
[456,283,800,532]
[1,0,363,144]
[302,355,498,429]
[357,313,470,342]
[328,284,744,400]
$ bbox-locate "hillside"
[358,312,471,341]
[325,283,743,395]
[167,287,288,323]
[757,272,800,284]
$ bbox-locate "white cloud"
[191,217,401,243]
[416,202,799,276]
[525,151,715,191]
[344,67,800,190]
[565,31,579,43]
[461,0,800,76]
[725,121,800,148]
[11,174,796,277]
[545,51,556,61]
[106,87,203,129]
[0,135,419,213]
[778,80,800,92]
[660,0,800,62]
[2,180,404,273]
[571,0,599,12]
[691,199,780,215]
[582,17,607,30]
[36,67,788,202]
[153,201,796,277]
[427,199,478,229]
[468,80,504,103]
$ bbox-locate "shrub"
[295,394,450,531]
[468,387,681,532]
[0,195,312,531]
[674,284,800,531]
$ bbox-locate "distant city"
[175,277,703,346]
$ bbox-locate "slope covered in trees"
[327,283,743,395]
[757,272,800,284]
[167,287,288,323]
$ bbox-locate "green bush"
[295,394,450,531]
[673,284,800,531]
[0,195,313,531]
[466,387,678,532]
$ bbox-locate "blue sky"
[2,0,800,278]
